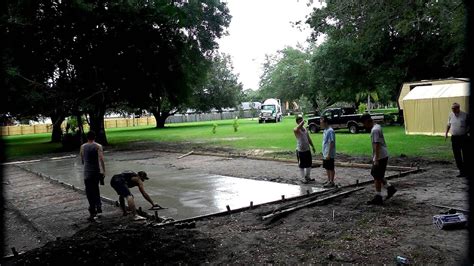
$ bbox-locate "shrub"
[233,118,239,132]
[358,103,367,114]
[212,123,218,134]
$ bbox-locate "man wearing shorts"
[294,115,316,183]
[110,170,161,221]
[361,114,397,205]
[321,116,336,188]
[80,131,106,221]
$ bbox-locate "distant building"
[240,102,261,111]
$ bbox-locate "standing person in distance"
[294,115,316,183]
[321,116,336,188]
[445,102,470,177]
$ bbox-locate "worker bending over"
[110,171,161,221]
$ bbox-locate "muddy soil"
[6,162,469,264]
[3,144,469,265]
[196,166,468,264]
[3,206,43,255]
[9,219,216,265]
[2,166,120,256]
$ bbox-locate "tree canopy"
[258,46,313,104]
[189,53,243,113]
[307,0,467,104]
[3,0,231,143]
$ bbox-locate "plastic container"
[432,213,467,230]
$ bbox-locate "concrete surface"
[3,166,120,255]
[20,153,325,220]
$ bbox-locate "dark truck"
[307,107,384,134]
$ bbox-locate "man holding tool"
[80,131,106,221]
[110,170,162,221]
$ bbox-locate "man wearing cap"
[445,103,470,177]
[110,170,161,220]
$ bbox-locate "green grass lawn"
[370,108,398,114]
[3,117,452,160]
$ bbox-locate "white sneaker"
[133,215,147,221]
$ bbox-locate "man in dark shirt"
[110,170,161,221]
[80,131,106,221]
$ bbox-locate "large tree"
[307,0,467,104]
[3,0,231,143]
[3,0,81,141]
[189,53,242,113]
[258,46,314,108]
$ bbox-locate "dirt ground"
[3,145,470,264]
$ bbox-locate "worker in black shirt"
[110,171,161,221]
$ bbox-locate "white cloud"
[218,0,319,90]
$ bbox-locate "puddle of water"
[21,157,323,220]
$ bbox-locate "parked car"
[258,98,283,123]
[307,107,384,134]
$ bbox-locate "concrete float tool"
[149,205,168,210]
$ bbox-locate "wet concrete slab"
[21,156,324,220]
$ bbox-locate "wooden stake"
[431,204,470,213]
[262,187,364,221]
[177,151,194,159]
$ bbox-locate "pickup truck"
[307,107,384,134]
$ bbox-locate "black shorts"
[297,150,312,168]
[371,157,388,180]
[110,175,132,197]
[323,159,335,171]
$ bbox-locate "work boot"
[303,177,315,183]
[386,186,397,200]
[323,182,336,188]
[366,195,383,205]
[96,206,103,218]
[133,215,146,221]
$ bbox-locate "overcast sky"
[218,0,320,90]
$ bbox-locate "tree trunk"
[89,107,108,145]
[76,114,85,145]
[50,113,65,143]
[152,110,170,129]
